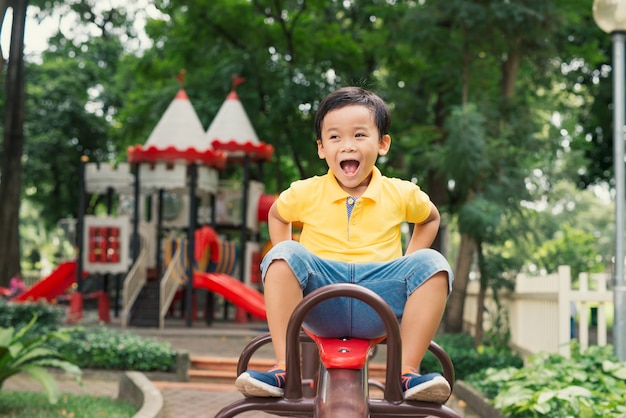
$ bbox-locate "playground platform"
[4,317,480,417]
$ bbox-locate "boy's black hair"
[314,86,391,140]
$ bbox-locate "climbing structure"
[75,75,275,328]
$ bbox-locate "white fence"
[463,266,614,359]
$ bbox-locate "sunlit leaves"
[471,344,626,417]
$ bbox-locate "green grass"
[0,391,137,418]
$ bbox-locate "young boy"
[235,86,454,403]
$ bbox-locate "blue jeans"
[260,241,454,339]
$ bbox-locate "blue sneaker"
[401,370,451,403]
[235,365,286,397]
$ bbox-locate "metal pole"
[186,163,198,327]
[240,155,250,285]
[76,156,88,293]
[612,31,626,361]
[156,189,164,280]
[132,163,141,263]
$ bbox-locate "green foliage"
[481,303,515,349]
[50,326,176,372]
[2,0,617,331]
[421,333,523,381]
[457,197,503,242]
[23,43,116,229]
[0,302,65,338]
[467,344,626,417]
[532,223,604,278]
[0,390,136,417]
[440,104,488,200]
[0,303,176,372]
[0,315,82,405]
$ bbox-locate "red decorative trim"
[211,140,274,162]
[127,145,227,169]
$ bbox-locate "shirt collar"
[325,167,382,203]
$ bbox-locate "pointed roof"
[207,89,274,163]
[206,90,260,145]
[127,88,226,169]
[145,89,209,151]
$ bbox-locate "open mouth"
[340,160,360,175]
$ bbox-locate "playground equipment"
[9,260,111,324]
[62,77,276,328]
[216,283,461,418]
[160,227,266,328]
[12,262,78,303]
[192,272,265,319]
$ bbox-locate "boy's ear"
[317,139,325,159]
[378,134,391,156]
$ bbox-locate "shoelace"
[268,366,286,387]
[401,369,420,390]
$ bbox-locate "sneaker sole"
[235,372,285,397]
[403,375,451,403]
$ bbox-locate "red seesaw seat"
[304,329,385,370]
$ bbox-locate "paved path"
[3,318,480,417]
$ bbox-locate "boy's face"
[317,104,390,196]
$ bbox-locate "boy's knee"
[431,270,452,295]
[265,259,292,274]
[264,259,301,289]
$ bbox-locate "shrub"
[467,344,626,417]
[50,326,177,371]
[422,333,523,381]
[0,302,64,338]
[0,315,82,404]
[0,303,177,372]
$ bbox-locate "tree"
[0,0,615,333]
[0,0,28,285]
[23,32,124,229]
[113,0,404,190]
[527,181,612,277]
[126,1,593,336]
[0,0,140,284]
[432,0,606,333]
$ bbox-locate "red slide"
[193,272,266,320]
[13,261,77,303]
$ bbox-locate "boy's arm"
[405,202,440,255]
[267,201,292,244]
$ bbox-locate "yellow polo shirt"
[276,167,432,262]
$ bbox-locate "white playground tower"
[77,79,273,328]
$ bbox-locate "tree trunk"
[500,52,520,99]
[474,241,486,346]
[428,88,449,254]
[0,0,28,286]
[444,233,476,333]
[474,279,485,345]
[0,0,11,75]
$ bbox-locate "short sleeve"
[406,186,432,224]
[275,181,302,223]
